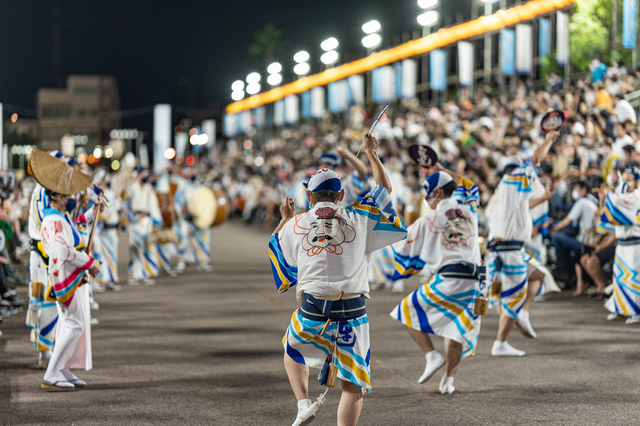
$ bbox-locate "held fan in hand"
[408,144,439,168]
[540,110,566,133]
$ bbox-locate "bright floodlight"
[362,20,381,34]
[294,50,310,63]
[418,0,438,8]
[231,90,245,101]
[231,80,244,91]
[321,50,339,65]
[267,73,283,85]
[246,83,261,95]
[417,10,439,26]
[246,72,261,84]
[267,62,282,74]
[362,33,382,49]
[321,37,339,52]
[294,63,311,75]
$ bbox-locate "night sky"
[0,0,470,123]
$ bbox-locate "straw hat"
[29,148,93,195]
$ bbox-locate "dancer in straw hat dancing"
[29,149,102,390]
[269,135,406,426]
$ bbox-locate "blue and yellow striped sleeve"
[596,220,615,235]
[600,192,635,226]
[349,172,371,199]
[268,233,298,293]
[503,158,535,194]
[347,185,407,253]
[453,178,479,213]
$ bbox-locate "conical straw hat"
[29,148,93,195]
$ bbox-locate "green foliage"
[248,24,291,67]
[570,0,635,71]
[540,52,561,81]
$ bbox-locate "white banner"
[516,24,533,75]
[348,75,365,106]
[253,106,265,128]
[556,11,570,66]
[274,99,285,127]
[153,104,171,171]
[401,59,417,99]
[458,41,474,87]
[240,111,252,133]
[223,114,236,137]
[372,66,396,103]
[311,87,325,119]
[328,80,349,113]
[202,119,216,149]
[284,95,299,124]
[175,132,188,156]
[138,144,149,169]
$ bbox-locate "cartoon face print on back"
[302,207,356,256]
[441,208,475,250]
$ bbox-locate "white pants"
[45,295,85,376]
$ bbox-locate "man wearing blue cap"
[389,163,482,394]
[269,135,406,426]
[485,131,559,357]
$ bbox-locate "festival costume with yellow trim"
[390,178,483,358]
[599,188,640,317]
[485,159,537,319]
[270,185,406,392]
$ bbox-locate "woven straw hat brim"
[29,148,93,195]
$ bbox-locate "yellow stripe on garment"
[290,310,332,352]
[402,295,414,328]
[507,288,527,309]
[394,261,421,277]
[336,348,371,386]
[613,285,630,315]
[617,260,640,292]
[268,250,292,292]
[423,284,474,330]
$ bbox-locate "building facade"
[37,75,121,152]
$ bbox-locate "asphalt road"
[1,222,639,425]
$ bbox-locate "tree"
[570,0,634,71]
[248,24,290,68]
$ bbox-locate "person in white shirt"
[93,171,122,291]
[598,170,640,324]
[390,164,482,394]
[485,131,558,357]
[269,135,406,426]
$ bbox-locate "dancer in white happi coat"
[93,171,122,291]
[485,131,558,357]
[390,165,482,394]
[176,172,213,272]
[598,169,640,324]
[40,189,101,390]
[127,168,159,285]
[269,136,406,426]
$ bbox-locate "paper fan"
[408,144,438,168]
[29,148,93,195]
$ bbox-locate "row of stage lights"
[231,0,442,101]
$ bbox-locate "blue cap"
[423,171,453,199]
[318,152,339,169]
[304,169,342,192]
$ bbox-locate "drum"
[156,193,173,228]
[188,186,230,229]
[149,229,179,245]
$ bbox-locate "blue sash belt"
[437,262,486,281]
[300,294,366,322]
[618,237,640,246]
[487,239,524,252]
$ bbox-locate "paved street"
[1,222,640,425]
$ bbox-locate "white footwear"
[128,278,140,286]
[90,300,100,310]
[42,371,75,391]
[105,282,121,291]
[92,283,105,293]
[61,368,86,387]
[439,376,455,394]
[30,329,36,343]
[169,270,178,277]
[607,313,626,321]
[176,261,186,273]
[198,264,213,272]
[91,317,99,325]
[491,341,525,357]
[625,314,640,324]
[418,350,446,384]
[38,350,51,368]
[143,278,155,285]
[391,281,405,293]
[515,310,537,339]
[292,399,316,426]
[533,295,545,302]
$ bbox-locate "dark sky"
[0,0,470,121]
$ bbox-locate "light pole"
[481,0,500,85]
